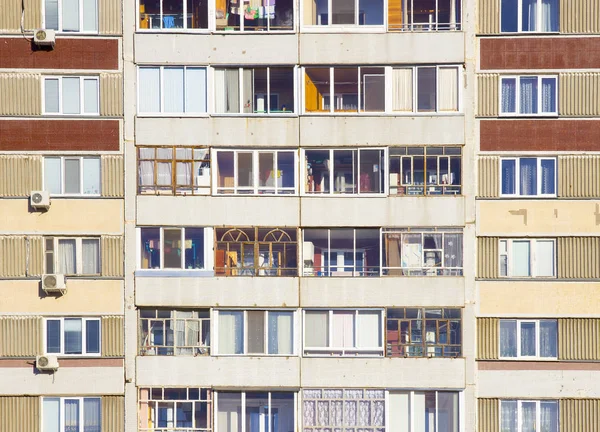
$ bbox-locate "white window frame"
[214,309,297,356]
[300,0,385,31]
[499,319,558,360]
[137,66,208,116]
[43,317,101,356]
[302,309,385,357]
[42,0,99,33]
[42,76,100,116]
[43,156,102,196]
[137,227,214,271]
[499,0,559,33]
[387,390,463,432]
[499,400,560,432]
[499,238,556,278]
[42,397,102,432]
[212,148,298,195]
[301,148,388,196]
[499,75,558,116]
[499,157,557,197]
[45,237,101,275]
[137,0,210,32]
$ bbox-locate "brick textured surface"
[480,120,600,151]
[0,38,118,70]
[0,120,120,151]
[480,37,600,70]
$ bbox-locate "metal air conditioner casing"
[34,29,56,47]
[30,190,50,209]
[42,274,66,294]
[36,355,59,371]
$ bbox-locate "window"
[389,390,459,432]
[215,149,297,194]
[303,389,384,432]
[45,317,101,356]
[43,397,101,432]
[138,147,211,195]
[500,319,558,359]
[389,146,462,195]
[303,0,384,26]
[217,391,295,432]
[500,76,558,116]
[216,310,294,355]
[303,148,386,195]
[139,0,208,30]
[215,227,298,276]
[138,67,207,115]
[500,157,556,197]
[381,228,463,276]
[139,227,212,270]
[139,387,212,432]
[501,0,559,32]
[500,400,559,432]
[215,0,294,31]
[302,228,380,277]
[44,156,101,196]
[392,66,460,113]
[139,309,210,355]
[44,77,99,115]
[387,308,461,357]
[303,309,383,356]
[44,0,98,32]
[45,237,100,275]
[214,67,295,114]
[499,239,555,278]
[388,0,462,31]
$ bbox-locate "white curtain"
[185,67,207,113]
[443,233,463,269]
[541,77,556,113]
[164,67,185,113]
[83,157,101,195]
[541,401,559,432]
[82,0,98,31]
[65,318,83,354]
[521,402,536,432]
[540,159,555,194]
[58,239,76,274]
[500,320,517,357]
[438,67,458,111]
[519,158,537,195]
[176,162,192,187]
[519,77,537,114]
[305,311,328,348]
[535,240,555,277]
[392,68,413,112]
[500,401,517,432]
[65,399,80,432]
[139,68,161,113]
[222,69,240,113]
[157,162,172,186]
[243,69,253,113]
[356,311,380,348]
[45,78,60,113]
[43,398,61,432]
[218,312,243,354]
[82,239,100,274]
[268,311,293,355]
[62,0,80,31]
[83,78,99,114]
[214,69,226,113]
[541,0,558,31]
[175,318,190,355]
[139,162,154,188]
[522,0,537,31]
[512,241,531,277]
[83,398,101,432]
[44,157,62,194]
[539,320,557,357]
[520,322,536,356]
[63,77,81,115]
[332,311,354,348]
[501,78,516,113]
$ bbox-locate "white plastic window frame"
[387,390,464,432]
[137,0,210,32]
[299,0,386,32]
[499,319,558,360]
[41,397,102,432]
[498,400,560,432]
[43,156,102,197]
[300,148,388,196]
[42,76,100,116]
[212,148,298,195]
[499,75,558,117]
[499,0,559,33]
[42,0,99,33]
[43,317,102,356]
[499,157,557,198]
[136,227,214,271]
[498,238,556,278]
[214,309,297,356]
[46,237,101,275]
[136,66,208,116]
[302,308,385,357]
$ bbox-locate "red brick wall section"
[0,38,118,70]
[480,37,600,70]
[480,120,600,151]
[0,120,120,151]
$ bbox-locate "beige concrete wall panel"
[560,399,600,432]
[0,316,42,357]
[478,0,500,34]
[477,318,499,360]
[478,399,499,432]
[560,0,600,33]
[559,155,600,198]
[102,396,124,432]
[0,396,40,432]
[102,316,124,357]
[477,74,499,117]
[99,0,123,34]
[478,156,499,198]
[560,73,600,116]
[0,236,27,277]
[23,0,42,30]
[0,74,42,116]
[27,236,44,277]
[100,73,123,116]
[477,237,498,278]
[0,155,42,197]
[559,319,600,361]
[101,155,124,197]
[101,235,124,277]
[558,237,600,279]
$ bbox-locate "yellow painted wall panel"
[102,396,124,432]
[0,316,42,357]
[99,0,123,34]
[477,74,498,117]
[559,319,600,361]
[477,318,499,360]
[102,316,124,357]
[102,235,124,277]
[560,0,600,33]
[0,155,42,197]
[560,399,600,432]
[101,155,124,198]
[558,237,600,279]
[478,156,499,198]
[100,73,123,117]
[0,236,27,277]
[478,399,499,432]
[559,73,600,116]
[559,155,600,198]
[0,74,42,116]
[478,0,499,34]
[0,397,40,432]
[28,236,44,277]
[477,237,498,279]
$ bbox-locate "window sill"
[137,113,209,118]
[498,114,559,118]
[135,270,214,277]
[303,112,463,116]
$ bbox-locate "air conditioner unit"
[36,355,59,371]
[42,274,66,295]
[303,241,315,263]
[30,191,50,210]
[34,29,56,47]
